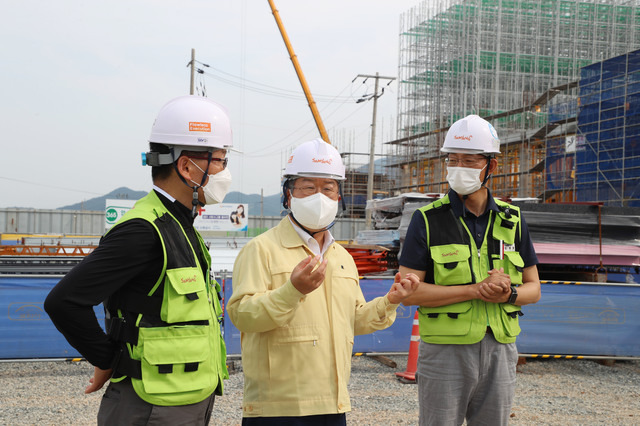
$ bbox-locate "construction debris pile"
[513,202,640,247]
[344,193,440,276]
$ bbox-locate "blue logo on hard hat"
[488,123,498,139]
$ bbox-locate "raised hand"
[290,255,328,295]
[386,272,420,304]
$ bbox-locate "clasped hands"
[476,267,511,303]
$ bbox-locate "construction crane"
[267,0,331,144]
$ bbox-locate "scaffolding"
[391,0,640,200]
[341,152,394,217]
[573,50,640,206]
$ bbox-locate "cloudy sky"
[1,0,422,209]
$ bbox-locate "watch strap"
[507,285,518,304]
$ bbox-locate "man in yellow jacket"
[227,139,419,425]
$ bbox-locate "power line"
[189,56,392,157]
[195,64,359,103]
[0,176,103,196]
[241,84,371,157]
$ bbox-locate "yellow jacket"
[227,217,398,417]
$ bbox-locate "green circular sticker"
[106,208,119,224]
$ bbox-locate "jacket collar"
[278,216,311,249]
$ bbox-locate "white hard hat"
[149,95,233,152]
[284,138,346,181]
[441,115,500,156]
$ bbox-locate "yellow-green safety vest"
[105,191,228,406]
[417,194,524,345]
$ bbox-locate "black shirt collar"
[447,189,500,218]
[153,189,196,227]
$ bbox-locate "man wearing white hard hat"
[398,115,541,425]
[45,95,231,424]
[228,138,419,425]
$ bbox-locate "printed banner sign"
[105,199,137,230]
[194,203,248,232]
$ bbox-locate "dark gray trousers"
[97,379,216,426]
[417,333,518,426]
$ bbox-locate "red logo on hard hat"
[189,122,211,132]
[288,155,294,164]
[454,135,473,142]
[312,157,332,165]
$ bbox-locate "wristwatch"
[507,285,518,304]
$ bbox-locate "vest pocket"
[162,267,210,323]
[138,326,212,394]
[418,301,473,336]
[430,244,472,285]
[492,213,517,244]
[503,251,524,285]
[500,303,522,337]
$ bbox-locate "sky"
[1,0,423,209]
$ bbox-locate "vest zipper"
[459,218,477,284]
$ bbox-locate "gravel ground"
[0,355,638,425]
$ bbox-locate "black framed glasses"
[188,155,228,169]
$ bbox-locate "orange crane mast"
[267,0,331,144]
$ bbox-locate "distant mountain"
[58,187,284,216]
[58,187,148,211]
[224,191,284,217]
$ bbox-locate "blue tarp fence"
[0,276,104,359]
[1,276,639,359]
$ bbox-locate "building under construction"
[388,0,640,206]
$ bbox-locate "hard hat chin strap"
[282,178,293,210]
[480,157,492,187]
[171,150,213,218]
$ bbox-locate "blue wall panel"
[517,283,640,357]
[2,277,639,359]
[0,276,103,359]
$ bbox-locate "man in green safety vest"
[399,115,541,426]
[45,95,232,425]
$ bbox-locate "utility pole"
[261,188,264,231]
[354,73,396,229]
[189,48,196,95]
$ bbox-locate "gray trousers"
[416,333,518,426]
[97,379,216,426]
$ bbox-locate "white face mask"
[290,192,338,230]
[446,165,486,196]
[190,161,232,205]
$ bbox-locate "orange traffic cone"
[395,310,420,384]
